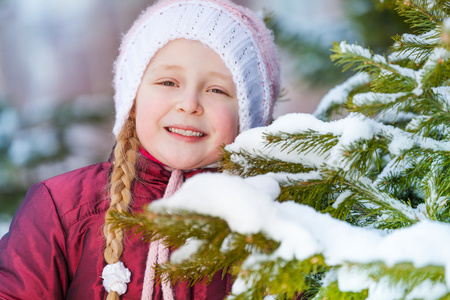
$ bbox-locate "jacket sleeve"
[0,182,69,299]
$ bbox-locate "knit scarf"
[141,167,184,300]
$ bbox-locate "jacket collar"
[108,149,218,183]
[136,153,218,180]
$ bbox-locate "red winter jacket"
[0,155,232,299]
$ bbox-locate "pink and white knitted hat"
[112,0,281,137]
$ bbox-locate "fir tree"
[0,96,113,216]
[265,0,411,87]
[111,0,450,299]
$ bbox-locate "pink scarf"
[140,148,183,300]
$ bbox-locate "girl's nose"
[175,91,204,115]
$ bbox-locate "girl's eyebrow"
[163,65,183,71]
[150,64,184,72]
[152,65,231,81]
[208,71,232,82]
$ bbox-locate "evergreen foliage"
[265,0,411,87]
[110,0,450,299]
[0,96,113,216]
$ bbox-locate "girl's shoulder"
[33,161,112,229]
[42,161,111,192]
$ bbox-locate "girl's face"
[135,39,239,170]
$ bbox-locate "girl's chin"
[164,158,217,170]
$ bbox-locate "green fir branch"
[230,256,327,300]
[220,148,315,177]
[264,130,338,158]
[314,281,368,300]
[105,0,450,296]
[370,73,418,94]
[278,170,343,211]
[345,261,447,297]
[392,33,438,64]
[421,58,450,89]
[331,42,395,75]
[413,90,450,115]
[376,169,424,208]
[319,100,354,122]
[108,209,230,247]
[316,261,447,300]
[378,149,450,218]
[335,178,420,228]
[348,93,417,124]
[109,209,282,286]
[316,82,371,122]
[407,113,450,139]
[395,0,443,34]
[339,137,389,176]
[159,232,280,286]
[409,91,450,138]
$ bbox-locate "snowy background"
[0,0,365,237]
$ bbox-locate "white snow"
[339,41,387,64]
[145,109,450,296]
[149,171,450,296]
[388,64,421,86]
[314,72,370,119]
[433,87,450,110]
[170,239,204,264]
[339,41,371,59]
[351,34,447,98]
[151,173,319,261]
[373,158,412,188]
[230,276,252,298]
[336,265,376,293]
[405,280,448,300]
[226,113,379,172]
[389,45,421,63]
[226,115,328,169]
[352,92,407,106]
[423,48,450,72]
[227,112,450,175]
[376,110,416,124]
[426,0,436,10]
[445,18,450,31]
[151,173,281,235]
[402,30,441,46]
[387,30,441,63]
[332,190,353,209]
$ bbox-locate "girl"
[0,0,280,299]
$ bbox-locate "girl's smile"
[166,126,205,138]
[135,38,240,170]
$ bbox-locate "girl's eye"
[209,88,227,95]
[160,81,178,87]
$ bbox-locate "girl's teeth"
[168,127,204,137]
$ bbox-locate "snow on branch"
[226,113,450,172]
[339,42,387,65]
[314,73,370,120]
[148,172,450,298]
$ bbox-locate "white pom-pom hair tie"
[102,261,131,296]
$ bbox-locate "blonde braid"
[104,110,140,300]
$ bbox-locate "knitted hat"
[112,0,281,137]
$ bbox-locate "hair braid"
[104,111,140,300]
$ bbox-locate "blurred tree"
[0,95,113,217]
[266,0,412,87]
[110,0,450,298]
